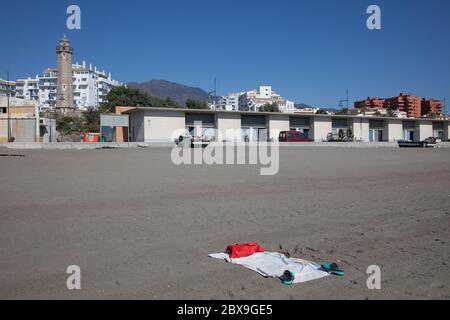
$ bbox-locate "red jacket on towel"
[226,242,266,259]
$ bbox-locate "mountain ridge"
[127,79,336,111]
[127,80,216,106]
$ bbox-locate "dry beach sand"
[0,147,449,299]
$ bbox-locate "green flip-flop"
[280,270,295,285]
[320,263,345,276]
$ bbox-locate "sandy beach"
[0,146,449,299]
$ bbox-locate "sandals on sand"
[280,270,295,285]
[279,262,343,285]
[320,263,345,276]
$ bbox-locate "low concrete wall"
[0,142,175,150]
[3,141,450,150]
[279,142,398,148]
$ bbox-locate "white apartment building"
[294,107,325,114]
[216,92,243,111]
[15,77,40,101]
[3,61,122,112]
[239,86,295,113]
[0,79,16,97]
[213,86,295,114]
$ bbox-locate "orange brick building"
[354,93,444,118]
[421,99,443,117]
[384,93,422,118]
[354,97,385,109]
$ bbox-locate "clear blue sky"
[1,0,449,108]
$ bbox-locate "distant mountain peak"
[127,80,216,106]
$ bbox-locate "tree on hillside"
[336,108,358,116]
[56,116,81,137]
[84,106,100,126]
[426,112,439,119]
[259,103,279,112]
[80,107,101,132]
[336,108,349,115]
[165,97,175,106]
[357,102,366,109]
[100,86,181,113]
[373,110,382,117]
[386,107,396,118]
[316,109,328,115]
[186,99,209,109]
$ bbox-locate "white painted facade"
[351,118,370,142]
[130,109,186,143]
[124,108,450,144]
[294,107,323,114]
[0,96,40,143]
[225,86,296,114]
[417,121,433,141]
[387,119,403,142]
[0,79,16,97]
[217,113,241,142]
[311,116,332,142]
[216,92,243,111]
[15,78,40,102]
[5,62,122,112]
[267,114,290,141]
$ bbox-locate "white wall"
[144,109,185,143]
[217,112,241,142]
[311,116,332,142]
[351,118,369,142]
[267,114,290,141]
[417,121,433,141]
[387,119,403,142]
[125,110,450,144]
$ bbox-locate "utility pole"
[338,89,349,113]
[444,97,446,120]
[6,71,11,143]
[208,77,217,110]
[346,88,349,114]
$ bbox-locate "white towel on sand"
[209,252,329,283]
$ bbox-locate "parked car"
[279,131,313,142]
[424,137,441,145]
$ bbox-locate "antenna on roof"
[444,97,447,119]
[338,89,349,113]
[6,71,12,142]
[208,77,217,110]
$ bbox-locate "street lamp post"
[6,71,12,143]
[444,97,446,120]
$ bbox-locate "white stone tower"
[56,35,75,115]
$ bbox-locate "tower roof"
[57,35,73,53]
[59,35,70,46]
